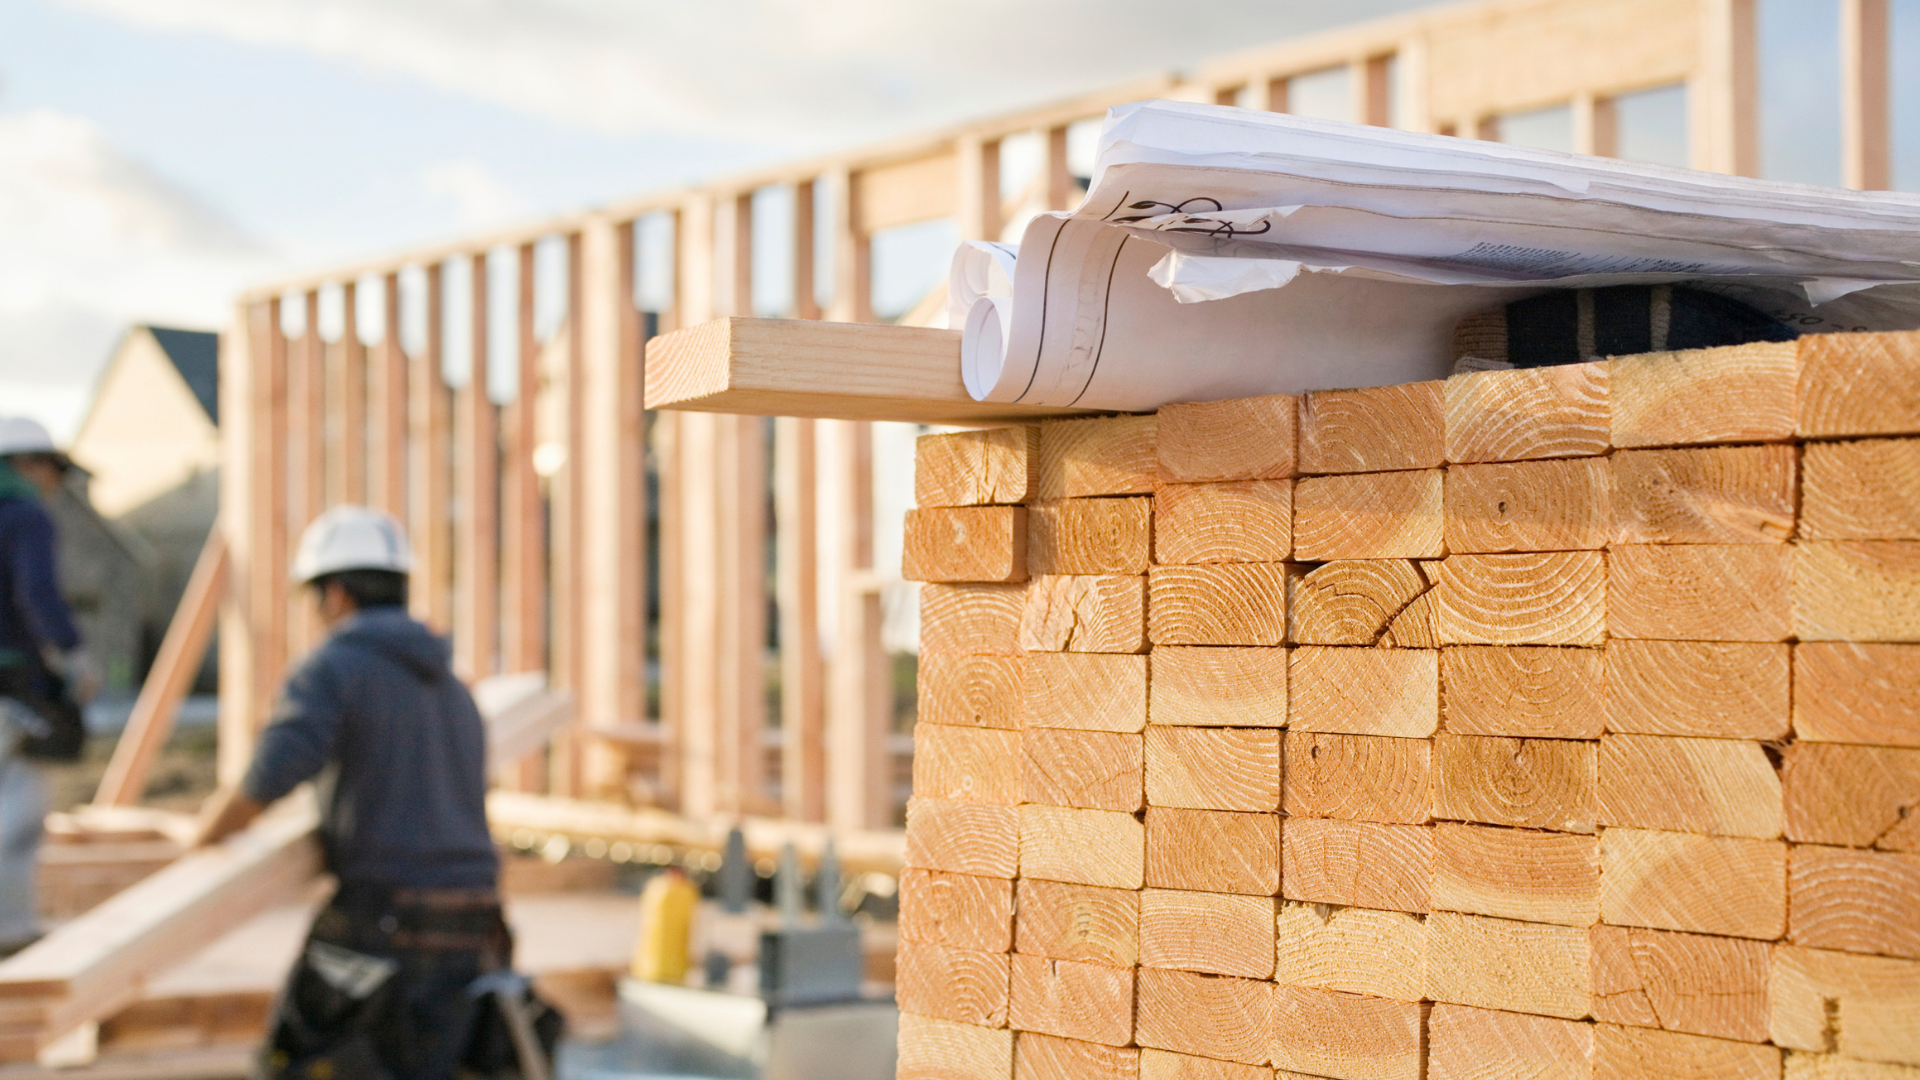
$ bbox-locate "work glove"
[44,647,100,705]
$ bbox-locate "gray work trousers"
[0,735,42,946]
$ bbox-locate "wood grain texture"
[1610,445,1797,544]
[1611,342,1798,448]
[1274,902,1427,1002]
[1789,846,1920,960]
[1282,818,1433,913]
[1149,647,1288,728]
[904,507,1029,583]
[1433,551,1607,646]
[1146,727,1283,812]
[1782,1053,1920,1079]
[1795,541,1920,643]
[1146,807,1281,896]
[1271,985,1426,1080]
[920,653,1023,729]
[897,1013,1015,1080]
[1381,587,1441,648]
[1803,438,1920,541]
[1300,381,1445,474]
[1022,653,1147,733]
[1433,734,1597,833]
[1154,480,1293,564]
[1014,879,1138,968]
[1599,828,1786,940]
[1039,415,1157,499]
[1008,953,1135,1047]
[1028,498,1151,576]
[1139,889,1277,979]
[1014,1032,1137,1080]
[1134,966,1276,1067]
[1428,1003,1595,1080]
[1288,560,1431,646]
[1605,640,1791,739]
[1442,646,1606,739]
[1446,457,1611,553]
[1607,545,1792,642]
[1157,393,1298,483]
[1293,469,1446,561]
[1140,1048,1272,1080]
[1794,643,1920,747]
[1288,647,1439,738]
[1022,728,1143,811]
[914,724,1022,805]
[1019,805,1144,889]
[1020,575,1147,653]
[1283,731,1431,824]
[896,940,1011,1027]
[1598,734,1784,839]
[906,798,1019,878]
[1426,911,1592,1020]
[916,425,1038,508]
[1783,743,1920,850]
[1590,925,1770,1043]
[1445,360,1610,465]
[1770,945,1920,1064]
[1147,564,1292,646]
[1593,1024,1781,1080]
[1797,329,1920,439]
[1431,822,1600,927]
[923,583,1026,655]
[899,869,1015,954]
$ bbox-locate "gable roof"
[144,326,219,424]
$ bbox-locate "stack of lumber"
[896,329,1920,1080]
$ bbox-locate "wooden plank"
[1299,381,1445,474]
[1445,457,1610,553]
[1146,727,1282,812]
[1037,416,1157,499]
[1020,575,1147,653]
[922,583,1026,655]
[1382,590,1441,650]
[1797,330,1920,439]
[1022,728,1143,812]
[1611,445,1797,545]
[644,318,1084,423]
[1134,966,1275,1067]
[1599,828,1785,940]
[1442,646,1605,739]
[1770,945,1920,1064]
[1610,342,1798,448]
[338,280,367,503]
[1271,986,1426,1080]
[1292,469,1446,561]
[1013,879,1138,968]
[1795,541,1920,643]
[1780,1052,1920,1078]
[550,234,587,800]
[1288,647,1438,738]
[1433,552,1608,646]
[1018,806,1144,889]
[1425,911,1592,1020]
[1803,438,1920,541]
[1287,560,1429,646]
[1274,901,1427,1002]
[919,654,1022,730]
[455,255,499,681]
[1007,954,1134,1048]
[1790,846,1920,960]
[1014,1032,1137,1080]
[1593,1025,1781,1080]
[1591,925,1770,1043]
[1445,360,1609,464]
[1154,481,1292,565]
[896,941,1010,1028]
[905,798,1019,878]
[1794,643,1920,747]
[1145,808,1281,896]
[913,724,1022,805]
[917,427,1039,508]
[858,149,959,233]
[897,1013,1014,1080]
[1157,393,1299,482]
[1428,1003,1595,1080]
[1139,889,1276,979]
[1607,544,1791,642]
[372,272,407,519]
[956,135,1001,244]
[776,416,826,820]
[1598,734,1783,839]
[1147,564,1292,647]
[1431,822,1600,927]
[1783,743,1920,850]
[1140,1048,1270,1080]
[899,869,1015,954]
[1433,734,1596,833]
[1029,498,1151,575]
[903,507,1028,583]
[1282,819,1432,913]
[1021,654,1147,733]
[1282,731,1431,824]
[1606,640,1790,739]
[502,243,546,692]
[1148,647,1287,728]
[411,265,454,634]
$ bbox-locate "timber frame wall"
[215,0,1901,840]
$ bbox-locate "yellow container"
[632,868,700,983]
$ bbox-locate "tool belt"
[0,658,83,763]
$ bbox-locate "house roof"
[144,326,219,425]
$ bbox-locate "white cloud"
[420,158,528,229]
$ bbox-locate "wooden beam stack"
[898,329,1920,1080]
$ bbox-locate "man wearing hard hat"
[193,505,521,1079]
[0,417,95,956]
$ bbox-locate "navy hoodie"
[243,607,498,889]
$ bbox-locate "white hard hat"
[292,505,413,583]
[0,417,60,458]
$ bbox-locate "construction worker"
[193,505,517,1079]
[0,417,94,956]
